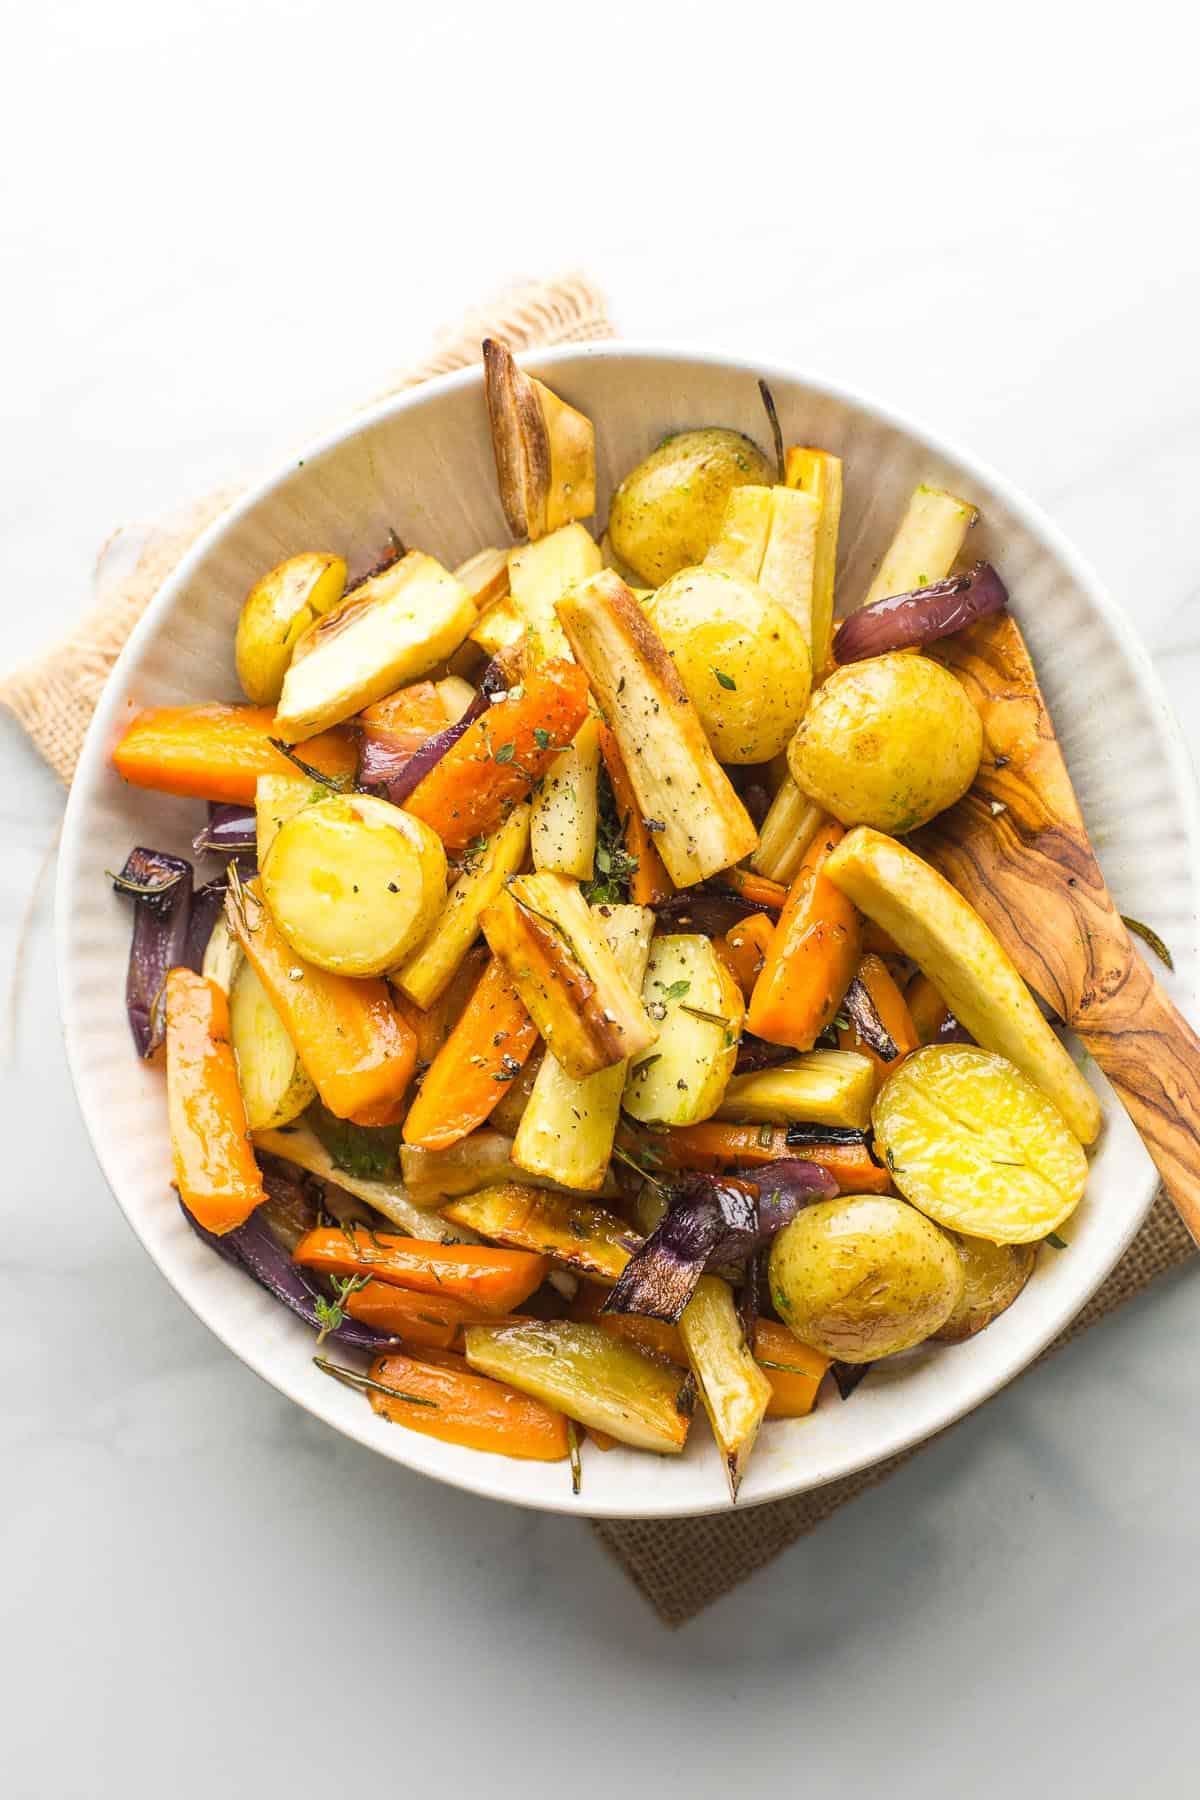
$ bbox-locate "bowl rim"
[57,340,1200,1518]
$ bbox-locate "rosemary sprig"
[758,377,785,482]
[566,1420,583,1496]
[267,737,354,792]
[313,1355,438,1408]
[1121,914,1174,972]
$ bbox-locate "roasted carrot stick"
[227,878,416,1126]
[718,912,776,998]
[364,1350,568,1460]
[718,867,787,913]
[293,1226,549,1313]
[746,821,861,1050]
[358,681,449,741]
[753,1320,830,1418]
[906,971,950,1044]
[597,722,674,905]
[837,952,921,1091]
[402,957,539,1151]
[165,968,265,1234]
[404,660,590,849]
[112,703,356,803]
[633,1121,892,1193]
[342,1280,498,1349]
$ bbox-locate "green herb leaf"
[1045,1230,1068,1250]
[493,742,517,765]
[306,1100,402,1181]
[662,978,691,1001]
[533,727,552,751]
[712,668,737,691]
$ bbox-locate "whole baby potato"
[769,1192,964,1362]
[787,651,982,833]
[934,1232,1038,1342]
[608,428,774,586]
[235,552,347,704]
[648,567,812,763]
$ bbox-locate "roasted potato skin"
[935,1233,1038,1342]
[648,567,811,763]
[788,652,982,833]
[769,1192,964,1362]
[608,429,774,586]
[235,553,346,705]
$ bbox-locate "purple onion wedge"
[735,1034,799,1075]
[192,803,257,858]
[112,847,193,1057]
[181,877,229,973]
[179,1199,399,1352]
[603,1160,836,1324]
[357,649,520,804]
[842,974,899,1061]
[832,562,1008,664]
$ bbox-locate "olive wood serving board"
[914,611,1200,1242]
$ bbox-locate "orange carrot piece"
[343,1281,489,1349]
[570,1276,687,1362]
[861,919,903,958]
[906,971,950,1045]
[293,1226,548,1313]
[358,681,449,741]
[402,958,539,1151]
[638,1121,892,1194]
[588,1428,618,1452]
[746,821,861,1050]
[112,703,356,803]
[837,952,921,1091]
[719,867,787,912]
[754,1320,830,1418]
[719,912,777,998]
[597,722,675,905]
[366,1350,568,1460]
[165,969,265,1235]
[405,660,590,849]
[401,943,491,1067]
[227,879,416,1126]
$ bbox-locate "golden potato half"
[235,552,346,705]
[608,428,773,586]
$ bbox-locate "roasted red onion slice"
[192,803,256,858]
[357,650,520,804]
[112,847,193,1057]
[603,1160,836,1323]
[180,1199,400,1352]
[182,877,230,973]
[842,974,899,1061]
[833,562,1008,664]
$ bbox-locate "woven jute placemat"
[7,273,1193,1627]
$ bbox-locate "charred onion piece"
[832,561,1008,663]
[831,1360,872,1400]
[192,804,256,858]
[112,847,193,1058]
[182,877,230,973]
[843,973,900,1061]
[356,649,518,803]
[734,1034,797,1074]
[483,338,595,541]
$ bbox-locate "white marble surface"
[4,7,1200,1795]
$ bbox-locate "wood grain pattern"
[915,612,1200,1242]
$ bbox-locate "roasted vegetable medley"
[109,342,1102,1499]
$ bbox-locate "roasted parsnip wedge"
[623,934,744,1127]
[679,1276,772,1501]
[823,828,1101,1144]
[530,715,601,881]
[706,485,822,663]
[508,523,602,660]
[470,593,526,656]
[513,903,653,1190]
[401,1128,621,1207]
[483,338,596,541]
[716,1050,875,1130]
[393,803,531,1010]
[464,1320,694,1454]
[228,959,315,1130]
[453,545,510,613]
[253,1120,478,1241]
[201,911,244,995]
[441,1182,636,1283]
[859,483,977,610]
[556,572,757,886]
[274,551,475,740]
[784,447,843,669]
[748,778,825,884]
[482,870,657,1079]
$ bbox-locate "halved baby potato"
[872,1044,1089,1244]
[935,1232,1038,1342]
[228,959,315,1130]
[261,792,446,977]
[235,552,347,705]
[607,428,774,586]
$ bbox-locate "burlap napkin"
[7,273,1194,1627]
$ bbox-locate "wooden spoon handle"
[1077,951,1200,1243]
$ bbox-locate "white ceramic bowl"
[58,344,1200,1518]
